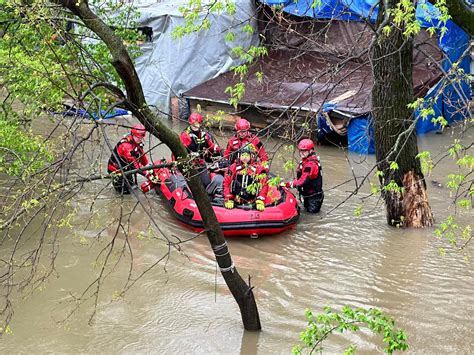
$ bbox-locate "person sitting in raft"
[281,138,324,213]
[224,118,268,167]
[180,112,223,196]
[223,144,268,212]
[107,123,153,194]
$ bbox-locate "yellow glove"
[224,200,234,209]
[255,199,265,211]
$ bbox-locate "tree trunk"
[371,1,434,228]
[57,0,261,330]
[186,173,261,330]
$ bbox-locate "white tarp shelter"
[131,0,259,113]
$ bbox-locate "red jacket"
[224,161,268,203]
[291,154,322,195]
[108,135,149,172]
[224,134,268,163]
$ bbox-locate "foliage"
[416,151,434,175]
[390,0,451,38]
[171,0,237,37]
[0,0,143,126]
[435,215,472,256]
[244,172,266,196]
[0,0,146,174]
[84,0,144,84]
[0,115,53,176]
[436,140,473,255]
[172,0,236,38]
[353,205,363,217]
[205,109,226,126]
[268,175,283,187]
[0,2,72,115]
[293,306,408,354]
[225,46,267,108]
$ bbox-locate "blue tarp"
[348,117,376,154]
[260,0,471,154]
[316,103,337,141]
[59,107,130,120]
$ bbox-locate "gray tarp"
[132,0,259,113]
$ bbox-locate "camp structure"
[181,0,471,154]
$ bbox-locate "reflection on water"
[1,117,473,353]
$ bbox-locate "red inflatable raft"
[153,167,300,237]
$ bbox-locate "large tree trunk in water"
[371,2,434,228]
[57,0,261,330]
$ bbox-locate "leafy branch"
[293,306,408,354]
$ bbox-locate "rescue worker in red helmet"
[223,144,268,212]
[224,118,268,166]
[180,112,221,162]
[180,112,222,190]
[108,123,152,194]
[282,138,323,213]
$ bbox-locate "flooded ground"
[1,116,473,353]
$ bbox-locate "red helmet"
[297,138,314,151]
[131,123,146,138]
[188,112,204,125]
[234,118,250,131]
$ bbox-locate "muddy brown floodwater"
[1,116,473,353]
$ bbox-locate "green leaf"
[224,31,236,42]
[389,162,399,170]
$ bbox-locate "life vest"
[230,164,260,202]
[296,154,323,196]
[185,127,211,153]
